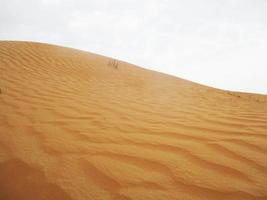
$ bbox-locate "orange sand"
[0,41,267,200]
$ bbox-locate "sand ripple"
[0,41,267,200]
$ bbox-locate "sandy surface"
[0,41,267,200]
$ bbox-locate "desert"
[0,41,267,200]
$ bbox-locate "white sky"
[1,0,267,94]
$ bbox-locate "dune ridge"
[0,41,267,200]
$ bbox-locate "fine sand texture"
[0,41,267,200]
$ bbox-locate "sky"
[1,0,267,94]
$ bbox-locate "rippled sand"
[0,41,267,200]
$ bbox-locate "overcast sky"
[1,0,267,94]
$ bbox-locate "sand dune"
[0,41,267,200]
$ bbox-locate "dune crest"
[0,41,267,200]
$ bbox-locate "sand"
[0,41,267,200]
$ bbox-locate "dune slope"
[0,41,267,200]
